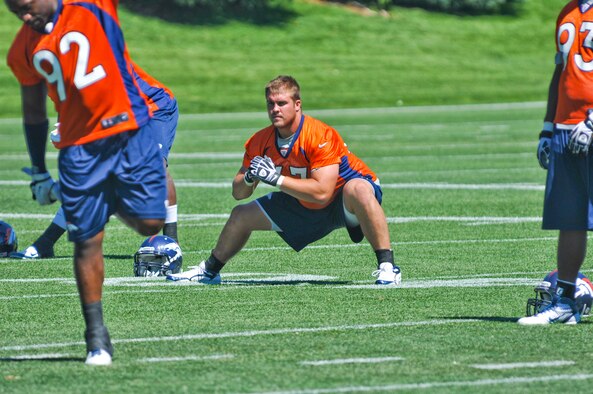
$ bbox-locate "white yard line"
[249,374,593,394]
[0,180,545,190]
[138,354,234,363]
[0,101,547,125]
[300,357,404,366]
[0,319,478,352]
[470,360,575,370]
[0,353,77,361]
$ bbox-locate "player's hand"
[537,130,552,170]
[249,155,284,187]
[22,167,60,205]
[568,113,593,155]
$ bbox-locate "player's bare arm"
[232,167,256,200]
[279,164,339,205]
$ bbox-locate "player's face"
[6,0,56,33]
[266,90,301,136]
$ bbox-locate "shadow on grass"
[121,0,298,26]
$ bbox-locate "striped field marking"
[248,374,593,394]
[138,354,234,363]
[470,360,575,370]
[0,353,77,361]
[0,101,548,126]
[300,357,404,366]
[0,180,545,191]
[0,319,479,352]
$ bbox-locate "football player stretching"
[167,75,401,286]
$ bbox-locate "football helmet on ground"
[133,235,182,277]
[526,270,593,317]
[0,221,18,257]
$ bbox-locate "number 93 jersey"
[555,1,593,126]
[7,0,151,148]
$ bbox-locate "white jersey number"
[33,32,106,102]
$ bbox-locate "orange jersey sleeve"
[554,1,593,126]
[244,115,377,209]
[6,0,151,148]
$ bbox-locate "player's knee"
[344,180,375,205]
[135,219,165,236]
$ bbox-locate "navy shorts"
[58,120,167,242]
[152,98,178,163]
[543,128,593,230]
[256,179,383,252]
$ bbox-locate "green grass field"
[3,102,593,393]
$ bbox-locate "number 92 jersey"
[555,1,593,126]
[6,0,151,148]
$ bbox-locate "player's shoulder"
[302,115,339,140]
[246,125,275,147]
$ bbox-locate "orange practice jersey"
[7,0,152,148]
[555,1,593,125]
[243,115,378,210]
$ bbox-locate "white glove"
[568,112,593,154]
[249,156,284,187]
[23,167,60,205]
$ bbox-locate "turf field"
[2,103,592,393]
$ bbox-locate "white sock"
[166,204,177,224]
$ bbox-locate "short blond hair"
[265,75,301,101]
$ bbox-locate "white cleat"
[518,297,580,325]
[166,261,221,284]
[372,262,402,285]
[85,349,112,366]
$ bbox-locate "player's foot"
[518,297,580,325]
[372,262,402,285]
[85,349,112,366]
[9,245,54,259]
[166,261,221,284]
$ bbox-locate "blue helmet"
[133,235,182,277]
[0,221,18,257]
[526,270,593,317]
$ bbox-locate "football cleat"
[526,270,593,317]
[518,297,580,325]
[0,221,18,257]
[134,235,182,277]
[9,245,54,259]
[372,262,402,285]
[166,261,221,284]
[85,349,112,366]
